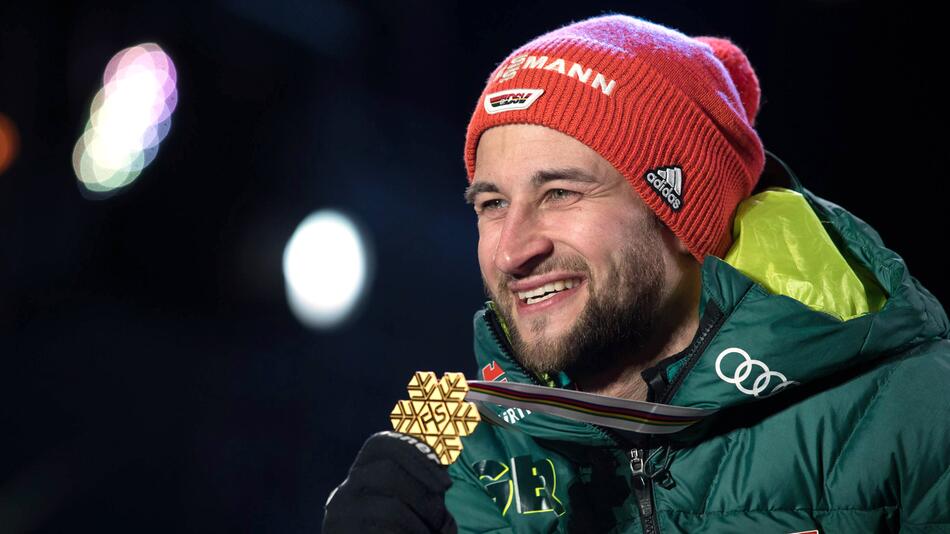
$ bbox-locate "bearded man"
[324,13,950,534]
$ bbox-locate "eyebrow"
[463,167,602,205]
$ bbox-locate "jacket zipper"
[629,449,659,534]
[657,300,726,404]
[485,307,662,534]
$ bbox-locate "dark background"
[1,1,945,532]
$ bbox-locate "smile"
[516,278,583,304]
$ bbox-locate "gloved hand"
[322,430,458,534]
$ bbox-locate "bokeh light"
[283,210,373,330]
[72,43,177,197]
[0,112,20,175]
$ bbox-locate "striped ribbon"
[466,380,715,435]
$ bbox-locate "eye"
[478,198,507,212]
[547,188,577,202]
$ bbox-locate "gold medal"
[390,371,481,465]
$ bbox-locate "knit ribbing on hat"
[463,14,765,262]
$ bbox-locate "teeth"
[526,292,558,305]
[517,278,581,301]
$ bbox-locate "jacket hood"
[469,150,949,442]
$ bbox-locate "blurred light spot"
[72,43,177,198]
[283,210,373,330]
[0,112,19,175]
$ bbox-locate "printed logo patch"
[481,360,508,382]
[484,88,544,114]
[643,165,684,211]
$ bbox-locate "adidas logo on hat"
[644,165,684,211]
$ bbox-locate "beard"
[482,219,665,381]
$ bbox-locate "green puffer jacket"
[445,152,950,533]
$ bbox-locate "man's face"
[468,124,678,379]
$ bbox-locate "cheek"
[476,233,497,277]
[560,213,632,270]
[557,217,603,253]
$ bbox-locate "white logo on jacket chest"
[715,347,799,397]
[501,407,532,424]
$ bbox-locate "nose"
[492,204,554,277]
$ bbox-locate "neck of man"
[572,262,702,403]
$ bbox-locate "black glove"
[322,431,458,534]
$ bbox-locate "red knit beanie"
[464,14,765,262]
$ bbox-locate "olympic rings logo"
[715,347,799,398]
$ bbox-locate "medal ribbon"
[466,380,715,435]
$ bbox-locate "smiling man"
[324,13,950,534]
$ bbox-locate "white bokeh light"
[283,209,372,329]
